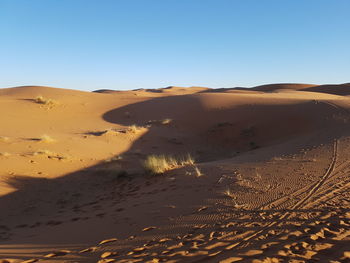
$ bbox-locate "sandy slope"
[0,84,350,263]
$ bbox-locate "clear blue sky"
[1,0,349,91]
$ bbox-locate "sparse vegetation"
[147,118,173,126]
[0,136,9,142]
[104,155,123,163]
[128,125,143,133]
[161,118,172,125]
[143,154,194,175]
[193,166,203,177]
[102,129,119,136]
[224,189,246,209]
[34,95,57,106]
[185,165,203,177]
[224,189,236,199]
[178,154,195,166]
[32,150,67,160]
[38,134,56,143]
[33,149,55,156]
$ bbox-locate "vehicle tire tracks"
[219,139,340,254]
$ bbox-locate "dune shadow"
[102,94,350,162]
[1,93,350,260]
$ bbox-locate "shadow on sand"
[0,94,350,261]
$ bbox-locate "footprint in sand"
[99,238,118,245]
[21,260,38,263]
[142,226,156,232]
[205,241,229,250]
[208,250,222,256]
[101,252,118,258]
[219,257,243,263]
[159,237,172,242]
[133,247,146,252]
[167,242,184,250]
[238,249,263,256]
[97,259,116,263]
[343,251,350,259]
[79,246,98,253]
[251,258,280,263]
[44,250,70,258]
[164,205,176,209]
[197,206,208,212]
[260,241,279,249]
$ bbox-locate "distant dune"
[251,83,317,92]
[0,83,349,263]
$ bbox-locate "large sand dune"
[0,84,349,262]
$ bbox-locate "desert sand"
[0,83,349,263]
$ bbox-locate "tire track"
[303,181,350,209]
[291,139,338,209]
[218,140,340,254]
[257,141,343,211]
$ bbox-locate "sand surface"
[0,84,349,262]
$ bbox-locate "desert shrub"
[0,136,9,142]
[104,155,123,163]
[193,166,203,177]
[34,95,56,105]
[128,125,142,133]
[38,134,55,143]
[143,154,194,175]
[32,149,54,156]
[32,149,67,160]
[178,154,195,166]
[224,189,236,199]
[146,118,172,126]
[161,118,172,125]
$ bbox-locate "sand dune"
[0,84,349,262]
[303,83,350,96]
[251,83,317,92]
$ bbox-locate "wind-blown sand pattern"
[0,84,350,262]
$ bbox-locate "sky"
[0,0,349,91]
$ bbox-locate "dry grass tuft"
[224,189,246,209]
[34,95,57,106]
[193,166,203,177]
[32,150,68,160]
[104,155,123,163]
[0,136,10,142]
[178,154,195,166]
[33,149,55,156]
[161,118,172,125]
[38,134,56,143]
[128,125,142,133]
[102,129,119,136]
[224,189,236,199]
[147,118,173,126]
[144,154,194,175]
